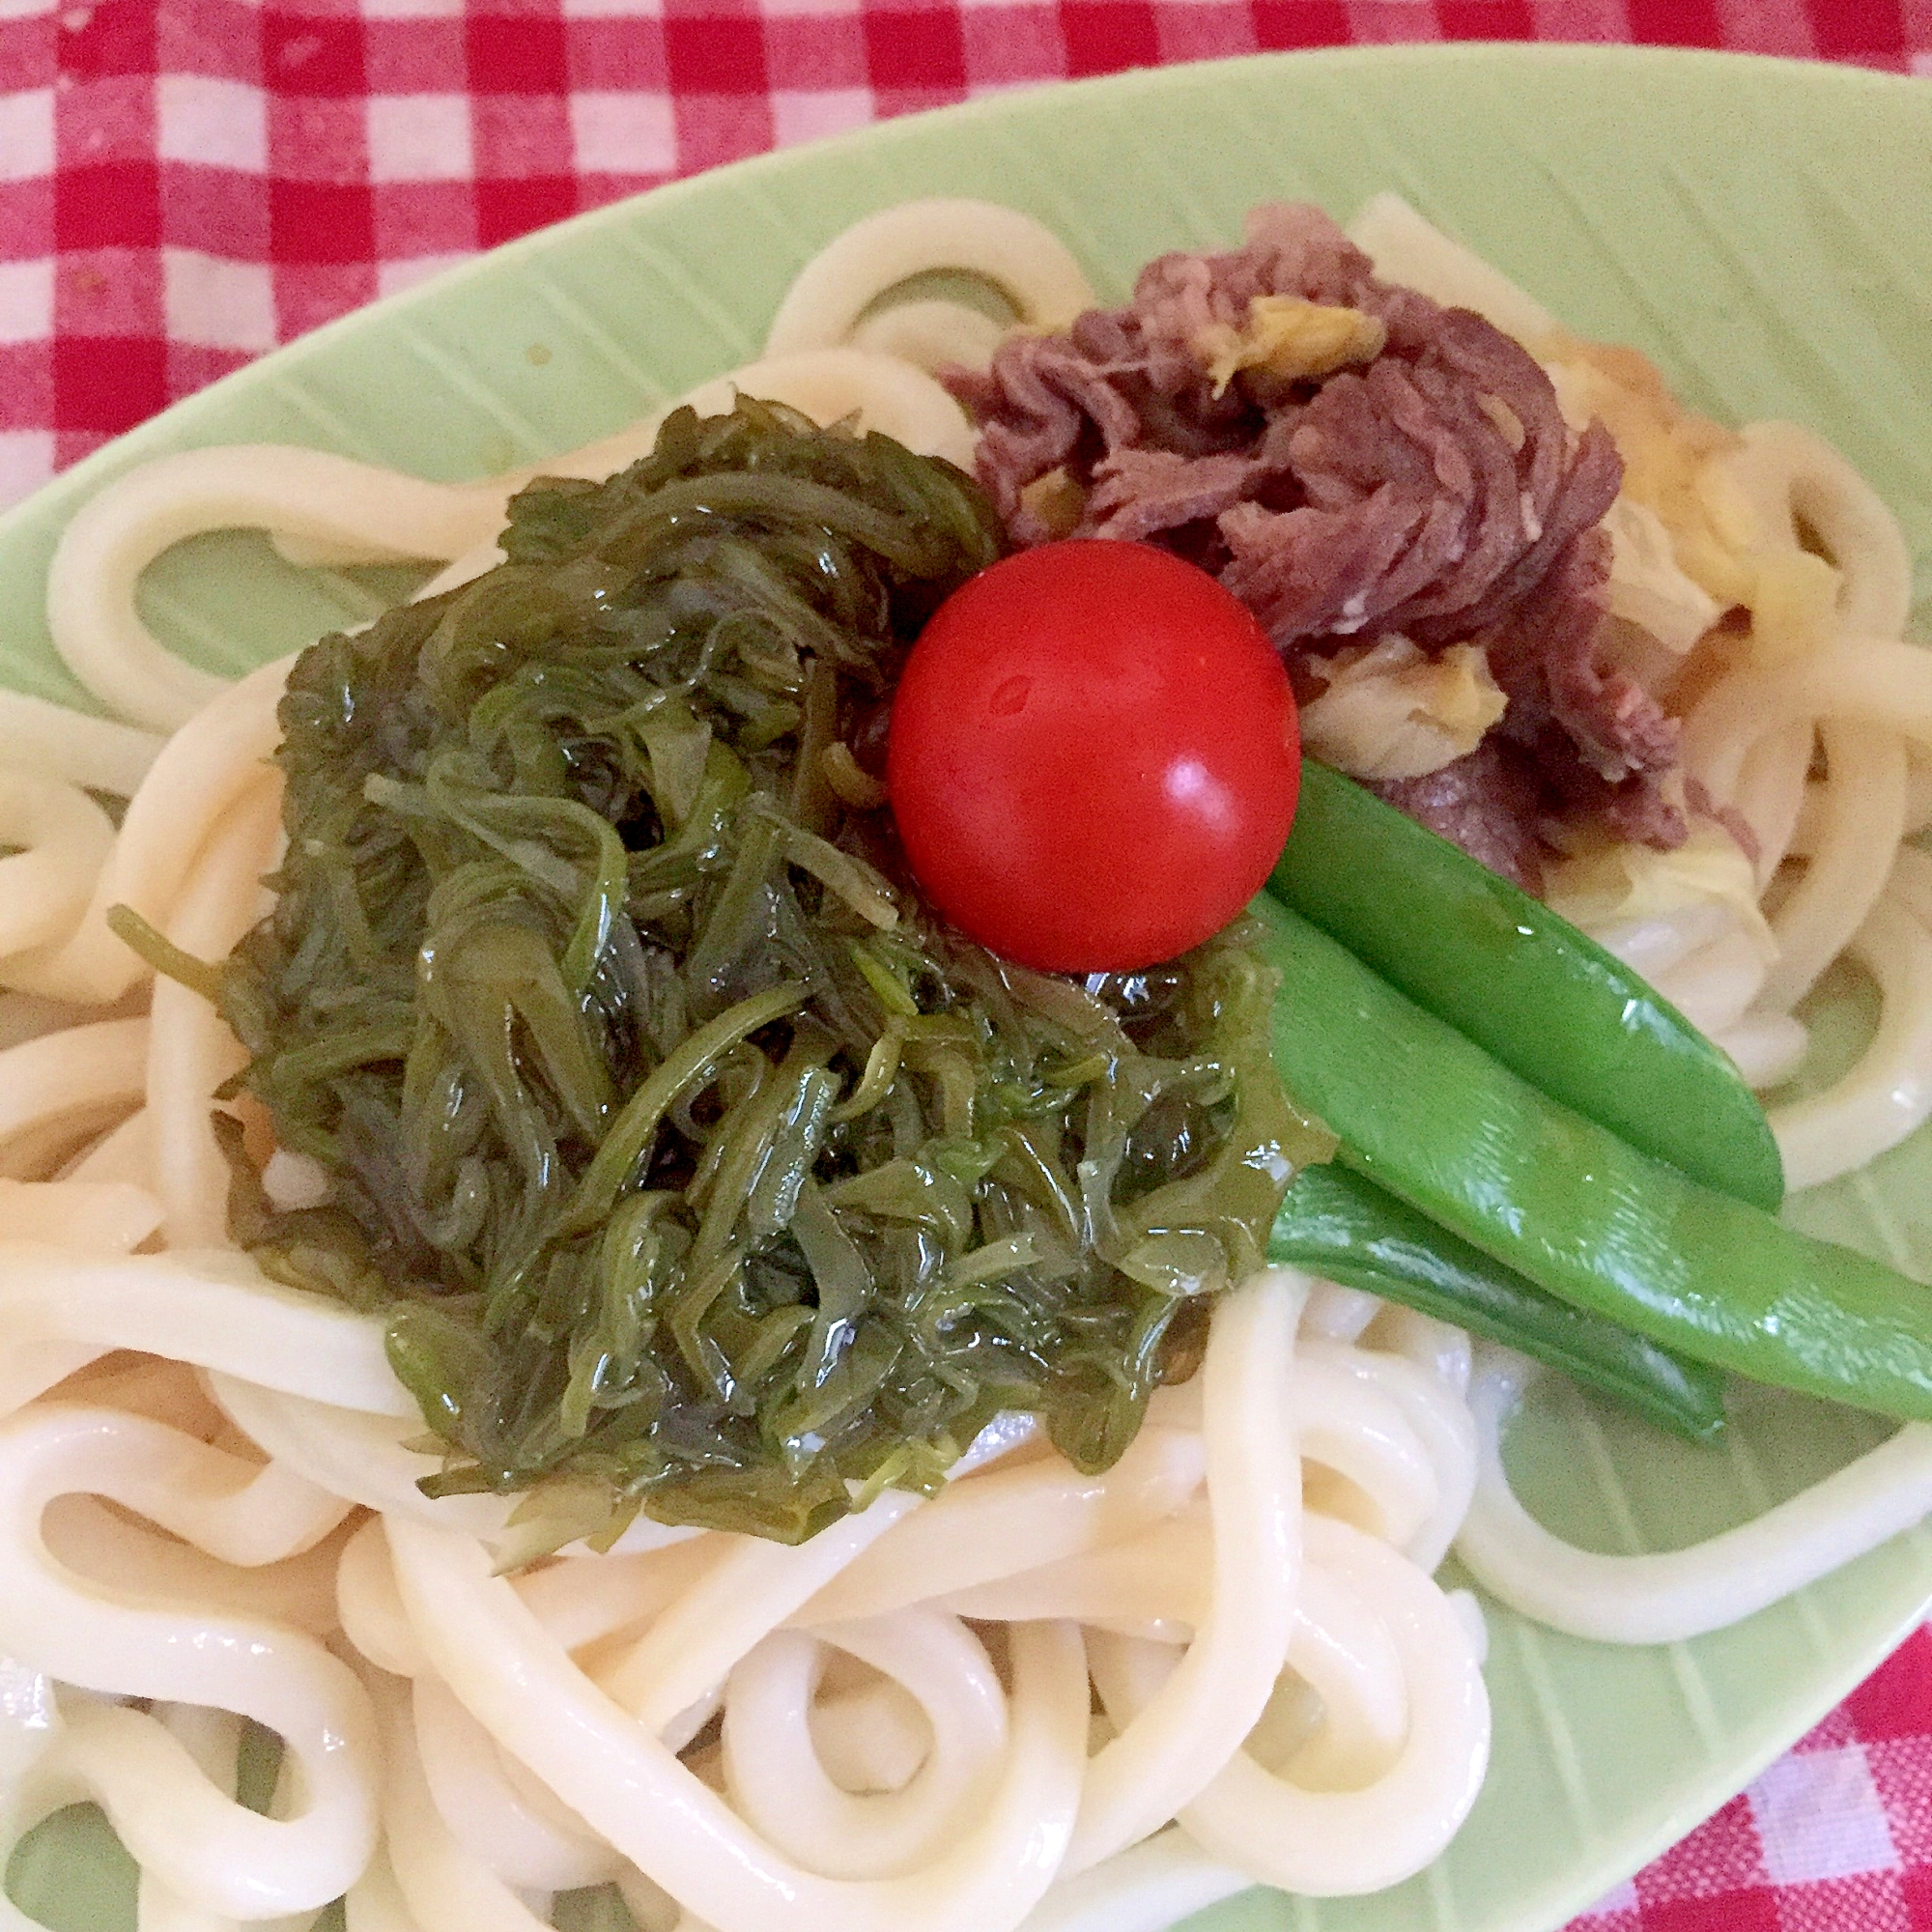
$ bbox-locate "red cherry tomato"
[887,540,1300,974]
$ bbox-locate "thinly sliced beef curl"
[1373,742,1549,896]
[1486,527,1680,809]
[948,202,1698,884]
[1086,449,1258,545]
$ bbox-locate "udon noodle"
[0,196,1929,1932]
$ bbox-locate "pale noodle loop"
[1457,1362,1932,1645]
[47,448,511,731]
[1721,421,1914,643]
[0,654,291,1006]
[764,200,1094,362]
[0,1404,375,1918]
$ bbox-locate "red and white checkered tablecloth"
[2,5,1931,1929]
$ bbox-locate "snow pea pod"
[1269,1163,1726,1441]
[1269,759,1784,1211]
[1252,894,1932,1424]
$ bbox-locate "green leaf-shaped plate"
[7,43,1932,1932]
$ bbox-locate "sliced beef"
[1086,448,1258,545]
[1480,525,1685,847]
[946,200,1707,885]
[1372,741,1548,896]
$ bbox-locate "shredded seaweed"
[222,399,1324,1546]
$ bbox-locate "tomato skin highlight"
[886,540,1301,973]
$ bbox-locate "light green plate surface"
[7,41,1932,1932]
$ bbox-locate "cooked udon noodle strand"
[0,654,291,1006]
[146,778,282,1247]
[1456,1356,1932,1644]
[0,1404,374,1918]
[0,192,1929,1932]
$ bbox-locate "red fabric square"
[1634,1793,1769,1902]
[1628,0,1724,42]
[1437,0,1536,34]
[665,15,769,95]
[474,175,576,248]
[55,162,160,253]
[53,333,166,435]
[864,10,969,89]
[1903,1865,1932,1921]
[158,0,261,83]
[1810,0,1908,57]
[1059,0,1159,72]
[1253,2,1354,48]
[469,15,571,96]
[363,19,467,94]
[270,178,375,264]
[58,0,155,79]
[263,10,367,97]
[1631,1894,1782,1932]
[160,163,270,257]
[1842,1627,1932,1745]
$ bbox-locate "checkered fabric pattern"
[2,4,1931,1927]
[1571,1627,1932,1930]
[0,0,1928,503]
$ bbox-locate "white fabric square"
[1751,1747,1897,1887]
[772,90,874,151]
[156,75,267,174]
[560,0,664,17]
[0,432,54,513]
[0,261,52,346]
[569,93,675,176]
[0,91,54,184]
[377,254,469,299]
[162,250,276,353]
[366,95,472,183]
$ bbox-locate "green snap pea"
[1251,894,1932,1425]
[1270,1162,1726,1441]
[1269,759,1784,1211]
